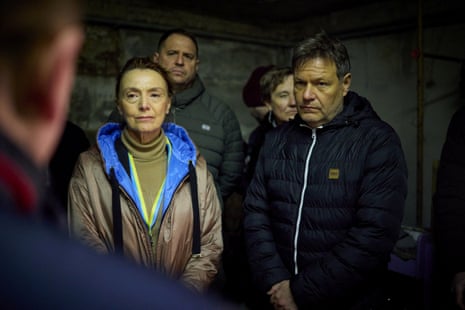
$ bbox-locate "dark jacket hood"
[172,75,205,109]
[294,90,380,129]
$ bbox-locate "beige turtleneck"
[121,128,167,249]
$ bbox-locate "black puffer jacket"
[169,75,244,201]
[243,111,277,191]
[243,91,408,308]
[433,106,465,301]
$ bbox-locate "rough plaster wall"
[346,33,419,227]
[196,38,291,140]
[69,5,465,228]
[346,24,465,227]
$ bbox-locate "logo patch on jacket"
[201,124,211,131]
[328,168,340,180]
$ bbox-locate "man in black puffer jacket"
[433,105,465,309]
[243,30,408,309]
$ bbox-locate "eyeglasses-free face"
[118,68,171,144]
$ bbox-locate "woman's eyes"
[124,92,162,103]
[125,93,139,102]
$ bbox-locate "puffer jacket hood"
[293,91,381,130]
[336,91,381,125]
[171,75,205,109]
[69,121,223,292]
[96,122,197,217]
[165,74,244,200]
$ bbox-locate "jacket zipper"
[293,128,317,275]
[152,174,190,266]
[117,184,157,267]
[113,165,191,268]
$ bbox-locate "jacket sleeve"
[243,143,292,293]
[434,107,465,279]
[290,128,408,307]
[68,152,109,254]
[217,104,244,199]
[181,165,223,292]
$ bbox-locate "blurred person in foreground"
[0,1,225,308]
[434,105,465,310]
[49,120,90,215]
[68,57,222,292]
[243,30,408,309]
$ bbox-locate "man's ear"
[195,58,200,73]
[342,73,352,96]
[36,25,84,121]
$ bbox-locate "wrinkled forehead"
[120,69,168,91]
[294,57,338,77]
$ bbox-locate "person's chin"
[300,114,318,124]
[288,112,297,119]
[169,73,185,81]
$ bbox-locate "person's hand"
[267,280,298,310]
[453,272,465,309]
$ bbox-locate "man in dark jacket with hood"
[433,105,465,309]
[153,28,244,204]
[243,30,408,309]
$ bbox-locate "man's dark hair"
[292,30,351,80]
[157,28,199,58]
